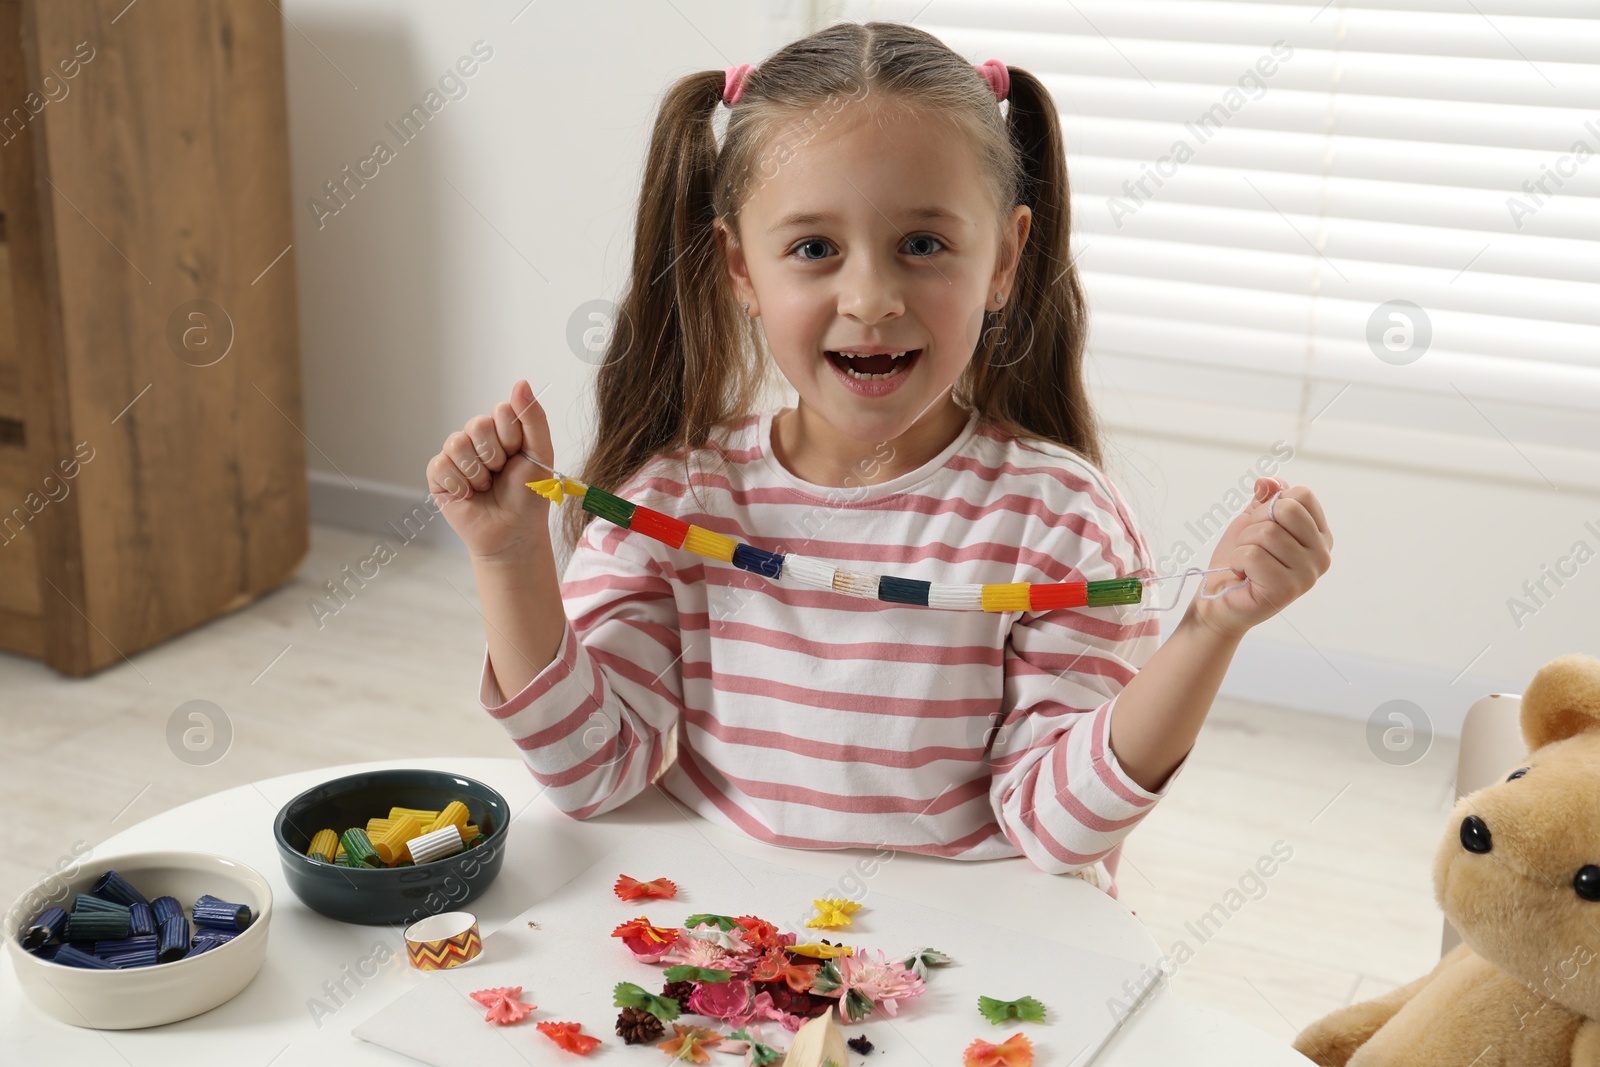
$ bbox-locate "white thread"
[1138,567,1248,612]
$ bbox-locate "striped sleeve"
[986,480,1185,875]
[477,521,686,820]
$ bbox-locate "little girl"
[427,22,1332,899]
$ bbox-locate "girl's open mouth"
[825,349,922,395]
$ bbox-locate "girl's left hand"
[1189,477,1333,641]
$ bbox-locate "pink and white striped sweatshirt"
[478,405,1188,898]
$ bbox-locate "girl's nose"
[836,254,905,323]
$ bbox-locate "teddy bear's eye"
[1506,768,1529,781]
[1576,866,1600,902]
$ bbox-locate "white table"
[2,758,1312,1065]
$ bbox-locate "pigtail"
[962,65,1105,472]
[563,71,763,552]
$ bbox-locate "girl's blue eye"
[788,235,946,261]
[793,238,831,261]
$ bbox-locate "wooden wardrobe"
[0,0,307,677]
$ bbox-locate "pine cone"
[660,979,695,1005]
[615,1006,664,1044]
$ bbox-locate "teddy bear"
[1293,653,1600,1066]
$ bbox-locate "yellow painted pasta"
[366,817,395,835]
[307,829,339,863]
[389,806,440,822]
[430,801,469,835]
[463,823,479,839]
[682,525,736,562]
[980,582,1031,613]
[372,813,424,865]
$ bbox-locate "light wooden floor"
[2,523,1457,1045]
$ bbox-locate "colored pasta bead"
[782,554,837,591]
[339,828,384,869]
[151,895,184,927]
[682,525,736,562]
[407,824,465,865]
[463,823,480,838]
[1085,576,1145,606]
[628,506,690,549]
[22,907,68,950]
[190,930,237,956]
[157,914,190,962]
[388,806,440,822]
[580,485,635,527]
[877,575,931,605]
[1028,582,1087,610]
[372,813,425,865]
[128,901,155,937]
[307,828,339,863]
[731,543,782,578]
[980,583,1031,613]
[926,583,984,610]
[54,945,117,969]
[66,896,131,941]
[192,894,253,932]
[96,934,158,968]
[365,817,395,835]
[92,870,150,908]
[832,570,879,598]
[430,801,470,836]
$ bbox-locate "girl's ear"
[989,204,1033,311]
[713,217,758,317]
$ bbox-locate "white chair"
[1441,692,1525,957]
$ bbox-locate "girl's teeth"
[833,351,913,381]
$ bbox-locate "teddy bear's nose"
[1461,814,1493,854]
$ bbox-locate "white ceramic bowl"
[5,850,273,1029]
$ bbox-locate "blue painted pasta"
[192,894,252,932]
[91,870,150,908]
[730,542,783,578]
[54,945,117,969]
[876,575,932,606]
[157,915,190,963]
[21,907,67,951]
[151,895,184,927]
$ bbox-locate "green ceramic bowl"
[273,769,509,925]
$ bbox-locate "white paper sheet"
[353,830,1155,1065]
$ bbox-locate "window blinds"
[829,1,1600,490]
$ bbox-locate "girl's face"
[716,102,1031,452]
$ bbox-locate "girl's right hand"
[426,379,556,563]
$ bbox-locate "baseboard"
[308,469,468,554]
[309,471,1519,737]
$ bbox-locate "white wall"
[277,1,1598,736]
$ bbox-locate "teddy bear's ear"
[1520,654,1600,752]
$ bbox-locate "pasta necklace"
[520,451,1259,614]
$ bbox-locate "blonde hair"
[564,20,1102,550]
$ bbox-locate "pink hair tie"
[974,58,1009,102]
[723,63,755,105]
